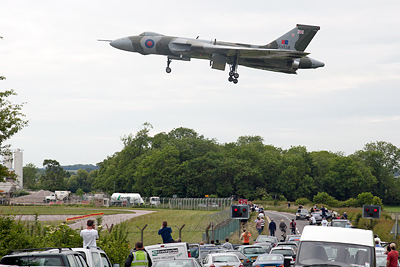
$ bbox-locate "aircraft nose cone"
[312,59,325,68]
[110,37,134,52]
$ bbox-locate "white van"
[295,225,375,267]
[145,242,197,263]
[150,196,161,206]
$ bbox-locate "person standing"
[255,217,263,234]
[125,241,151,267]
[321,217,328,227]
[240,229,251,245]
[309,214,316,225]
[221,238,233,250]
[387,243,398,267]
[289,219,296,234]
[158,221,173,243]
[343,212,348,219]
[269,219,276,236]
[80,219,99,248]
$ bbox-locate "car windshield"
[154,259,195,267]
[271,249,294,256]
[212,256,238,262]
[257,254,284,261]
[257,237,276,243]
[1,255,64,266]
[297,241,374,267]
[331,221,351,228]
[243,247,265,254]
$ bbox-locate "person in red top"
[387,243,399,267]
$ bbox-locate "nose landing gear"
[166,58,172,73]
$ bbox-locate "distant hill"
[61,164,99,172]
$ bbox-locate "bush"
[295,198,310,206]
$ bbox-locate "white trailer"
[110,193,144,205]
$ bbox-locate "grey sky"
[1,0,400,167]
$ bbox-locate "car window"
[100,253,111,267]
[257,254,283,261]
[92,252,102,267]
[76,254,89,267]
[212,256,238,262]
[67,255,78,267]
[271,249,293,256]
[243,247,264,254]
[1,255,65,266]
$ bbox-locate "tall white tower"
[2,149,23,188]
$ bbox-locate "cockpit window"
[139,32,163,37]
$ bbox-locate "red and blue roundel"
[145,39,155,48]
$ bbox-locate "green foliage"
[0,89,28,182]
[39,159,68,191]
[98,222,130,266]
[295,198,311,206]
[357,192,375,206]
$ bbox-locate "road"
[263,210,309,237]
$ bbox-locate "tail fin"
[264,24,320,51]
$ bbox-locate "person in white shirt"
[310,214,317,225]
[321,217,328,227]
[80,219,99,247]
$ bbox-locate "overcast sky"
[1,0,400,167]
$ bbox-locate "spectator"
[222,238,233,250]
[321,217,328,227]
[375,234,382,246]
[321,206,326,218]
[375,240,382,247]
[210,240,216,246]
[289,219,296,234]
[387,243,398,267]
[260,217,265,232]
[309,214,316,225]
[125,241,152,267]
[343,212,348,219]
[80,219,99,248]
[255,217,263,234]
[240,229,251,245]
[158,221,173,243]
[215,239,221,245]
[269,219,276,236]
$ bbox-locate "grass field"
[0,205,135,215]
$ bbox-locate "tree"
[39,159,68,191]
[0,87,28,181]
[23,163,38,189]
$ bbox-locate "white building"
[2,149,23,188]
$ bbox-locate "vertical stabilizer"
[264,24,320,51]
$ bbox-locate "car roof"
[5,248,80,256]
[301,225,374,247]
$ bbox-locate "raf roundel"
[145,39,155,48]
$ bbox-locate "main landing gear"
[228,56,239,84]
[166,58,172,73]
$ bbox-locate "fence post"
[175,224,186,240]
[136,224,148,243]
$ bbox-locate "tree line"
[23,123,400,205]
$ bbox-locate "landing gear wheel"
[233,78,238,84]
[227,55,240,84]
[166,67,171,73]
[234,73,239,79]
[228,76,234,82]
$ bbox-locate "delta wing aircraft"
[107,24,324,84]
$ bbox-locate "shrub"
[295,198,310,206]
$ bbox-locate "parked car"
[72,247,117,267]
[253,242,273,253]
[254,235,278,247]
[251,253,284,267]
[269,247,296,267]
[235,245,265,263]
[309,211,332,225]
[295,209,310,220]
[0,248,89,267]
[153,258,201,267]
[329,219,353,228]
[215,250,252,267]
[275,242,298,253]
[202,253,243,267]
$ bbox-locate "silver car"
[202,253,243,267]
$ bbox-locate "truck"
[145,242,198,263]
[110,193,144,206]
[295,225,375,267]
[44,191,71,203]
[150,196,160,206]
